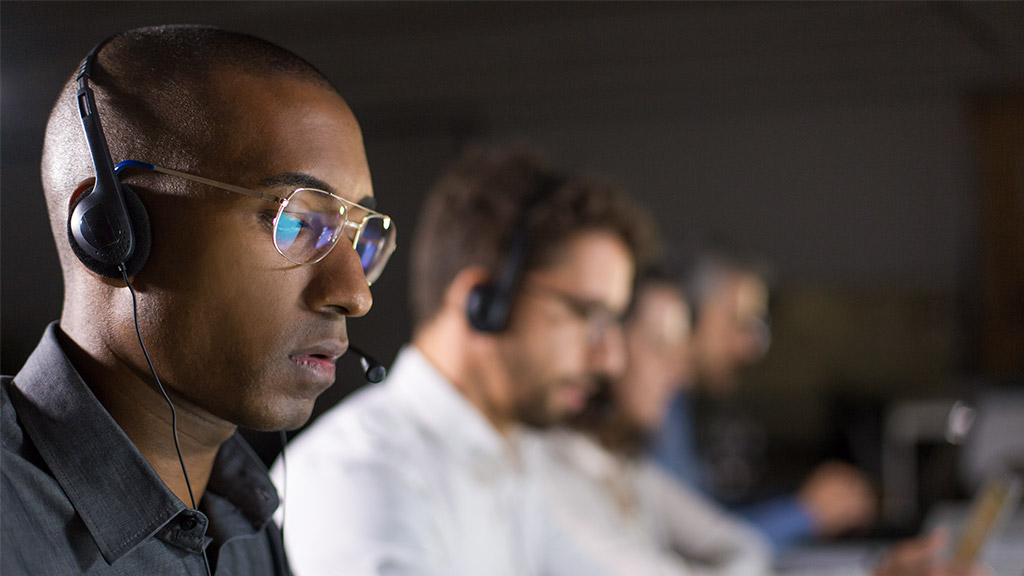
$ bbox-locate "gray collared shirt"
[2,323,290,575]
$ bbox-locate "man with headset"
[275,145,655,575]
[2,25,395,575]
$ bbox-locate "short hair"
[626,264,691,327]
[41,25,337,274]
[410,145,657,327]
[683,243,773,323]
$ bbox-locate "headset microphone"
[348,344,387,383]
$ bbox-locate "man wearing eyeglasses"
[2,26,394,575]
[275,146,655,575]
[650,249,878,555]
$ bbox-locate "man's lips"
[291,342,347,362]
[289,342,347,383]
[557,380,596,412]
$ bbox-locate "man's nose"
[304,240,373,318]
[588,324,627,381]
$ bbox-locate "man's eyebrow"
[259,172,375,207]
[260,172,335,195]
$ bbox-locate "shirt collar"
[388,346,520,474]
[10,323,279,563]
[11,323,187,563]
[205,434,280,534]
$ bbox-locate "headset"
[70,36,217,575]
[68,36,151,279]
[465,174,563,333]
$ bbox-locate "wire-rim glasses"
[523,282,624,347]
[115,160,396,284]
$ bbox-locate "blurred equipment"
[960,390,1024,492]
[909,389,1024,572]
[882,399,976,527]
[950,474,1022,564]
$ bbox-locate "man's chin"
[238,403,316,433]
[517,405,573,430]
[515,385,595,429]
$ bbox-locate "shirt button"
[180,515,198,531]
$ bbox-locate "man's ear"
[447,266,505,355]
[445,266,491,318]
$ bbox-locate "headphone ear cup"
[466,282,510,333]
[67,184,151,279]
[120,185,151,277]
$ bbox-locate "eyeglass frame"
[521,282,625,346]
[113,159,395,283]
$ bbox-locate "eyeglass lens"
[530,284,620,346]
[356,217,389,271]
[274,189,344,263]
[273,188,395,283]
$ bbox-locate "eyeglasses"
[523,283,624,346]
[115,160,396,284]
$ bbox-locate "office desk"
[776,504,1023,575]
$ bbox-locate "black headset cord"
[122,264,213,576]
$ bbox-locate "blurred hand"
[874,529,990,576]
[798,460,876,536]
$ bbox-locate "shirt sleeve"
[525,435,685,576]
[645,463,774,576]
[739,495,816,552]
[534,433,772,576]
[543,501,701,576]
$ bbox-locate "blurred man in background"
[545,269,984,576]
[652,249,876,551]
[274,146,655,576]
[539,271,774,574]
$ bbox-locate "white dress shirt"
[272,346,610,576]
[536,429,774,576]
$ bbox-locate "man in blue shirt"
[652,249,875,551]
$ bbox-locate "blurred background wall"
[3,1,1022,513]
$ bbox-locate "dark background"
[3,2,1023,515]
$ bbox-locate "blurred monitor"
[960,389,1024,491]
